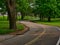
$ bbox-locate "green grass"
[0,16,8,21]
[17,23,24,30]
[0,15,39,21]
[24,16,39,20]
[0,21,24,35]
[36,18,60,27]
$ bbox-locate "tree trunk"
[6,0,16,30]
[3,15,5,21]
[21,14,24,20]
[39,14,44,21]
[21,12,25,20]
[48,10,51,22]
[48,16,51,22]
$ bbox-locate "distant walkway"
[0,21,60,45]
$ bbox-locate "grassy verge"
[0,21,24,35]
[36,18,60,27]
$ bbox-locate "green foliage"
[0,0,6,14]
[35,0,58,18]
[16,0,30,14]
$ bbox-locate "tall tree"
[5,0,16,30]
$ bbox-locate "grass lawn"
[0,15,8,21]
[0,21,24,35]
[36,18,60,27]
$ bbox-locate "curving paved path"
[0,21,60,45]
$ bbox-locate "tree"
[5,0,17,30]
[35,0,58,22]
[56,0,60,18]
[16,0,30,20]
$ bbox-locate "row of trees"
[0,0,60,30]
[33,0,60,21]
